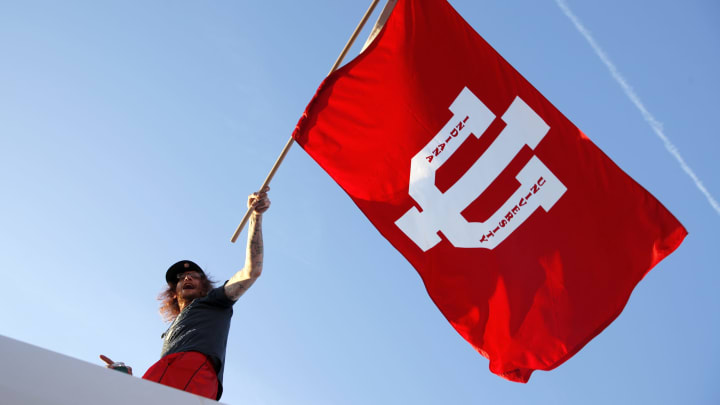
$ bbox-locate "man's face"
[175,271,204,301]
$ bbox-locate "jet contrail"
[554,0,720,216]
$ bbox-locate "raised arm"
[225,187,270,301]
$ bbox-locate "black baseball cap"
[166,260,205,284]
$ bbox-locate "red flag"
[293,0,686,382]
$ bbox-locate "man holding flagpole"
[101,187,270,400]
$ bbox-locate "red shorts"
[142,351,218,400]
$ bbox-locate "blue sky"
[1,1,718,404]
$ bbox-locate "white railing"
[0,334,225,404]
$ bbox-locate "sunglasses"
[176,271,202,280]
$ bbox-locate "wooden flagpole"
[361,0,397,52]
[231,0,381,243]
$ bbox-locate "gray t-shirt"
[161,282,235,399]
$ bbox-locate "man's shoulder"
[199,283,235,307]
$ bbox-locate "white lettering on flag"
[396,87,567,251]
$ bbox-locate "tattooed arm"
[225,187,270,301]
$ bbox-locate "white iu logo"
[395,87,567,251]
